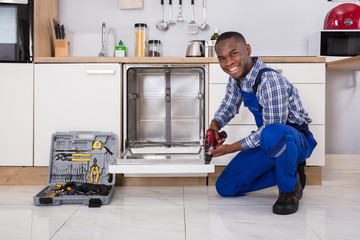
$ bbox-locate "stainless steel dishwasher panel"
[125,65,205,147]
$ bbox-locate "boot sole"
[273,204,299,215]
[273,189,303,215]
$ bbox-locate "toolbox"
[33,131,117,207]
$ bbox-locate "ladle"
[176,0,185,22]
[168,0,176,25]
[156,0,169,31]
[199,0,209,30]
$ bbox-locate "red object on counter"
[324,3,360,29]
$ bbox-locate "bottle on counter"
[115,40,127,57]
[209,27,219,57]
[148,40,162,57]
[205,40,214,57]
[135,23,147,57]
[210,27,219,40]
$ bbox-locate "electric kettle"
[186,40,205,57]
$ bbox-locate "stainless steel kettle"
[186,40,205,57]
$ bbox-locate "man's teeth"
[229,66,238,71]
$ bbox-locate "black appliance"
[0,0,33,62]
[321,30,360,56]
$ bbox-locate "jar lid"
[135,23,147,28]
[149,40,161,44]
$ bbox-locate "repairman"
[209,31,317,215]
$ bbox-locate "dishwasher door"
[109,64,214,176]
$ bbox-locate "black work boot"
[297,161,306,189]
[273,178,303,215]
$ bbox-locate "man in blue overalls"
[208,32,317,215]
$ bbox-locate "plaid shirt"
[213,57,312,150]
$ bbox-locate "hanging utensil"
[199,0,209,30]
[98,22,107,57]
[176,0,185,22]
[168,0,176,25]
[156,0,169,31]
[188,0,198,34]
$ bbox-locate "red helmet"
[324,3,360,29]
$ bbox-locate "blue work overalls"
[216,68,317,196]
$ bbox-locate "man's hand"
[209,120,222,142]
[208,141,244,157]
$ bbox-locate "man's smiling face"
[215,37,254,80]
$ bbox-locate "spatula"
[188,0,198,34]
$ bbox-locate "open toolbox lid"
[48,131,117,186]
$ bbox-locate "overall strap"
[252,68,278,93]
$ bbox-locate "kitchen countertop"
[326,55,360,71]
[34,56,326,64]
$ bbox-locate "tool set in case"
[33,131,117,207]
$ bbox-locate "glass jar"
[148,40,162,57]
[134,23,147,57]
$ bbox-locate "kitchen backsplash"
[59,0,333,57]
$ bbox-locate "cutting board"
[118,0,143,10]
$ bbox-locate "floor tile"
[184,186,278,207]
[115,186,184,197]
[53,220,185,240]
[70,205,185,224]
[0,205,80,240]
[110,186,185,207]
[1,170,360,239]
[185,221,320,240]
[0,185,44,206]
[52,205,186,240]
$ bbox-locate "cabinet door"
[267,63,325,84]
[34,64,121,166]
[209,63,325,124]
[209,83,255,124]
[209,63,326,84]
[210,83,325,125]
[0,63,33,166]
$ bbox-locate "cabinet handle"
[86,70,116,75]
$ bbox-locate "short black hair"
[215,31,247,47]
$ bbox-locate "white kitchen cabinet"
[0,63,33,166]
[34,64,121,166]
[209,62,326,166]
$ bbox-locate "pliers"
[54,153,92,162]
[90,158,100,183]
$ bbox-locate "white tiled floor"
[1,170,360,240]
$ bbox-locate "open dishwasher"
[109,64,214,176]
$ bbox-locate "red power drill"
[204,129,227,164]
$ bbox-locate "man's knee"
[215,175,233,197]
[260,124,288,155]
[215,172,247,197]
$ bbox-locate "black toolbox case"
[33,131,117,207]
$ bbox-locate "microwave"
[0,0,33,62]
[320,30,360,56]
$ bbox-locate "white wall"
[59,0,332,57]
[59,0,360,154]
